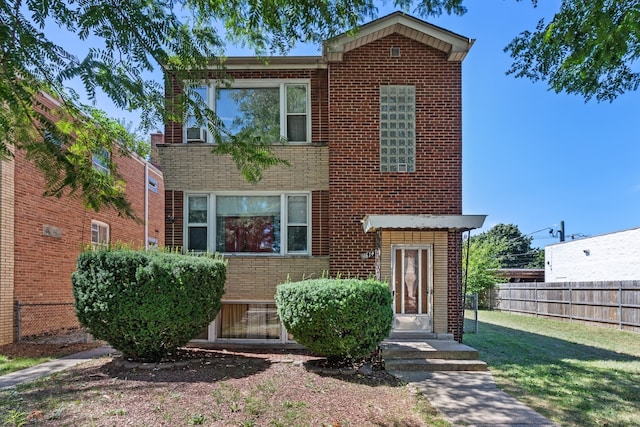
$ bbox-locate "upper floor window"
[380,85,416,172]
[185,193,309,255]
[91,220,109,250]
[92,147,110,175]
[184,80,310,144]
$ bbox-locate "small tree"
[463,238,504,296]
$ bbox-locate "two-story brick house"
[0,93,165,345]
[159,12,485,344]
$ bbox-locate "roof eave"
[362,214,487,233]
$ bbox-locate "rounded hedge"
[275,278,393,361]
[72,250,226,361]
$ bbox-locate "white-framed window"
[186,194,209,252]
[185,192,310,255]
[147,176,159,193]
[184,79,311,144]
[91,220,109,250]
[380,85,416,172]
[92,147,110,175]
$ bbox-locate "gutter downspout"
[144,162,149,250]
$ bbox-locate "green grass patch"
[0,354,51,376]
[464,310,640,427]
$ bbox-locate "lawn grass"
[463,310,640,427]
[0,355,50,376]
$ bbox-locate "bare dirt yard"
[1,344,444,426]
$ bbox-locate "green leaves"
[72,250,226,361]
[506,0,640,102]
[463,223,544,294]
[276,278,393,361]
[2,0,475,216]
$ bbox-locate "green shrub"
[72,250,226,361]
[275,278,393,361]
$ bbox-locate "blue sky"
[78,1,638,249]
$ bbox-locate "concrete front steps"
[381,334,488,372]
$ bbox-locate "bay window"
[185,193,309,255]
[184,80,310,144]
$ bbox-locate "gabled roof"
[323,11,474,62]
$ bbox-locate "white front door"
[391,245,433,332]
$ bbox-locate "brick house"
[0,94,165,345]
[158,12,485,344]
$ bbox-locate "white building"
[545,227,640,282]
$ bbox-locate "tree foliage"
[463,237,504,295]
[2,0,635,217]
[0,0,467,216]
[472,224,543,269]
[463,223,545,294]
[506,0,640,102]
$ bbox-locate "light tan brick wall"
[0,153,15,345]
[158,145,329,191]
[223,256,330,301]
[380,230,449,334]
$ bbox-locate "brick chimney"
[149,131,164,168]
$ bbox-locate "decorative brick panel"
[447,231,463,341]
[312,190,330,256]
[165,190,184,250]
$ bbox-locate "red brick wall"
[327,34,463,277]
[12,137,164,337]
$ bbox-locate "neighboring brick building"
[0,97,164,345]
[159,12,485,344]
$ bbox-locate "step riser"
[382,350,479,360]
[385,360,488,372]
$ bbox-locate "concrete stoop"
[381,339,488,372]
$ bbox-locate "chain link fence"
[15,301,91,344]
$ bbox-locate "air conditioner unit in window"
[186,127,207,143]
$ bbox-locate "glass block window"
[380,85,416,172]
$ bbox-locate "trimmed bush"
[72,250,226,361]
[275,278,393,361]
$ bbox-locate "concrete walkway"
[389,369,558,427]
[0,346,114,390]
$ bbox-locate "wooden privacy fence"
[491,281,640,332]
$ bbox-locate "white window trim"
[183,79,311,144]
[184,191,311,256]
[184,194,211,253]
[92,148,110,175]
[91,220,109,250]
